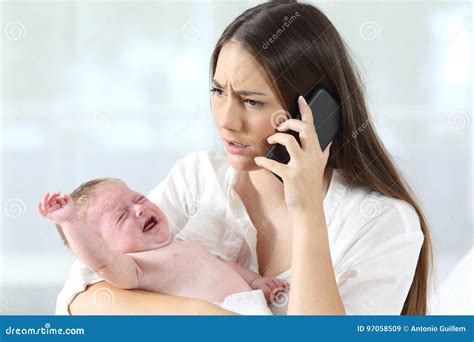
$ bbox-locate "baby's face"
[84,181,171,253]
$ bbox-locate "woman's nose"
[135,205,147,217]
[218,97,243,131]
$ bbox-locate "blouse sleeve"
[336,200,425,315]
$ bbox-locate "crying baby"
[37,178,289,314]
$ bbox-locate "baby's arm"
[221,259,289,302]
[37,192,142,289]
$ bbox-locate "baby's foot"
[250,277,290,302]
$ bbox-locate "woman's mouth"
[143,216,159,233]
[224,139,249,154]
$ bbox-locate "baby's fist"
[250,277,290,303]
[37,192,77,225]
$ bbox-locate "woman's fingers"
[279,96,323,152]
[254,156,287,178]
[276,119,315,150]
[276,118,306,133]
[267,132,302,160]
[323,141,333,157]
[298,96,313,125]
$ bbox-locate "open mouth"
[143,216,159,233]
[224,139,250,154]
[225,139,249,147]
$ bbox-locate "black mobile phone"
[264,87,342,182]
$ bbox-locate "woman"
[63,1,432,315]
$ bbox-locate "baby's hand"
[250,277,290,303]
[37,192,77,225]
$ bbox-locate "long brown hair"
[210,0,432,315]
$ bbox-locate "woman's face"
[211,42,286,171]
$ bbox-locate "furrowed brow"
[211,79,268,96]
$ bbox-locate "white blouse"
[56,150,424,315]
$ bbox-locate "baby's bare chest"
[128,240,252,302]
[129,241,226,289]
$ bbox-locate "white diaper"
[212,290,273,315]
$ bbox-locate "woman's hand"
[254,96,332,216]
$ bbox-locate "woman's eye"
[210,87,225,96]
[117,213,125,224]
[138,196,145,203]
[244,99,263,108]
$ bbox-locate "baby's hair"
[56,177,122,247]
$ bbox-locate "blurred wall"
[1,0,472,314]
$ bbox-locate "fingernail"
[298,95,307,106]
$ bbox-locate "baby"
[38,178,289,310]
